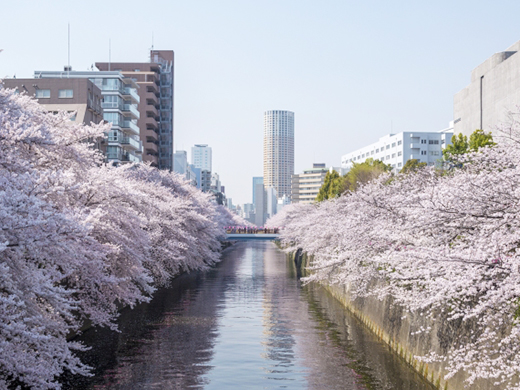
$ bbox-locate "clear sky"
[2,0,520,205]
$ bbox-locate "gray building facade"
[454,40,520,137]
[2,77,103,125]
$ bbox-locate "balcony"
[121,136,141,151]
[145,128,158,142]
[87,97,102,114]
[146,91,158,105]
[106,148,123,161]
[123,103,140,119]
[410,143,421,149]
[122,120,140,135]
[123,87,140,103]
[145,116,158,129]
[146,105,158,117]
[121,152,141,163]
[145,142,158,153]
[145,82,159,94]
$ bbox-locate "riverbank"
[290,249,506,390]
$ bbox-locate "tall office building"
[96,50,174,170]
[192,144,212,172]
[263,110,294,199]
[252,177,263,205]
[173,151,188,175]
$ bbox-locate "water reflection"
[63,241,433,390]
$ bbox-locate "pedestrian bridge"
[225,233,280,240]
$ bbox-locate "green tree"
[400,158,427,174]
[316,170,341,202]
[343,158,392,193]
[443,133,469,161]
[469,129,496,150]
[443,129,495,163]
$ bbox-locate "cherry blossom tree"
[0,86,235,389]
[274,118,520,389]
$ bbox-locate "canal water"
[63,241,434,390]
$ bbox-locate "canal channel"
[62,241,434,389]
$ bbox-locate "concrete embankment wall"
[291,250,504,390]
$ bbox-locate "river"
[62,240,434,390]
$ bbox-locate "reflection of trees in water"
[62,242,434,390]
[62,244,249,390]
[300,284,435,390]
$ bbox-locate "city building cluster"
[173,144,228,206]
[235,40,520,226]
[5,39,520,227]
[4,50,174,169]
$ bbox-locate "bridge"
[225,233,280,240]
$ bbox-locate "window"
[386,145,390,149]
[392,153,396,158]
[398,162,402,167]
[421,139,427,144]
[398,140,402,145]
[429,140,439,145]
[421,150,427,155]
[386,155,390,160]
[35,89,50,98]
[58,89,73,98]
[371,151,374,155]
[376,148,379,153]
[103,112,122,125]
[430,151,440,156]
[398,151,402,156]
[392,142,396,147]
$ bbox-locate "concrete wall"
[291,250,507,390]
[454,40,520,138]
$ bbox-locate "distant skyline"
[3,1,520,204]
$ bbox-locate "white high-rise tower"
[191,144,212,172]
[263,110,294,199]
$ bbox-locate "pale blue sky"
[2,0,520,204]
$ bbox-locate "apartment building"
[291,163,344,204]
[35,70,142,165]
[96,50,174,169]
[263,110,295,199]
[2,77,103,125]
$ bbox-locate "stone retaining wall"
[291,250,504,390]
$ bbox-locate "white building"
[263,110,295,199]
[192,144,212,172]
[341,128,453,172]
